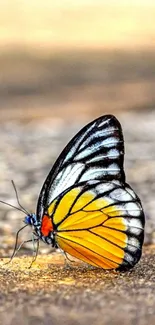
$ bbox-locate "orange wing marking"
[41,215,54,236]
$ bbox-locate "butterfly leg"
[60,249,75,270]
[3,237,36,265]
[64,252,75,263]
[28,234,40,269]
[3,224,28,265]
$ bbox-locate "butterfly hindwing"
[47,181,144,270]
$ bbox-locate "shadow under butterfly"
[1,115,145,270]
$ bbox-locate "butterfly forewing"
[37,115,125,221]
[36,114,145,270]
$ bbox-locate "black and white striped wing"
[36,115,125,220]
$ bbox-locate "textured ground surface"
[0,110,155,247]
[0,246,155,325]
[0,109,155,324]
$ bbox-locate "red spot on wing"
[41,215,53,236]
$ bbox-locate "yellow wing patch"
[48,188,81,224]
[56,233,122,269]
[91,226,127,248]
[48,199,57,216]
[47,184,141,269]
[104,217,127,231]
[56,236,119,269]
[58,211,108,231]
[84,197,112,211]
[57,229,124,262]
[102,206,124,217]
[49,188,122,231]
[71,191,94,213]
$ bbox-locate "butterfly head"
[24,213,37,226]
[24,213,55,246]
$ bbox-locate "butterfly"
[4,115,145,270]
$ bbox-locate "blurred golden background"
[0,1,155,250]
[1,0,155,120]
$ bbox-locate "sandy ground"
[0,246,155,325]
[0,49,155,323]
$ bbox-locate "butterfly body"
[23,114,144,270]
[24,213,55,246]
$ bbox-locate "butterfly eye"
[24,215,32,225]
[24,213,37,225]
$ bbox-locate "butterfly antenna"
[11,180,29,215]
[4,224,28,265]
[0,200,26,214]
